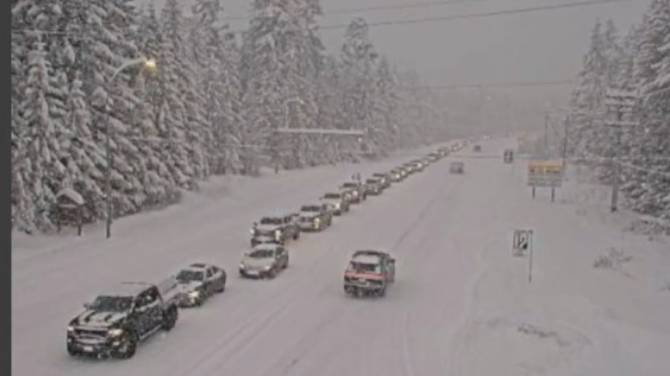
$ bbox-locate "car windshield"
[342,183,357,188]
[348,262,381,273]
[301,205,321,212]
[249,249,274,258]
[260,217,282,225]
[324,193,341,199]
[366,179,378,183]
[90,296,133,312]
[176,270,204,282]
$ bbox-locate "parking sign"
[513,229,532,255]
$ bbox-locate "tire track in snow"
[401,311,417,376]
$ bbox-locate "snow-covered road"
[12,139,670,375]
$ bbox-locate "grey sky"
[144,0,649,129]
[145,0,648,84]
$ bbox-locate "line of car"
[64,142,467,360]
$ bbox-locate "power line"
[400,79,575,90]
[13,0,627,38]
[321,0,629,30]
[222,0,495,21]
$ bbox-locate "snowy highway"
[12,139,670,375]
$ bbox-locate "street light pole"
[105,57,156,239]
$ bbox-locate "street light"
[105,57,157,239]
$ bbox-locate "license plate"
[82,345,94,352]
[247,270,258,275]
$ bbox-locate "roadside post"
[513,229,534,283]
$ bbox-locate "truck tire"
[66,344,80,357]
[162,306,178,331]
[112,331,137,359]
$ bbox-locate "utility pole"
[562,114,569,171]
[544,112,550,158]
[605,89,637,213]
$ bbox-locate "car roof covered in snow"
[253,243,281,251]
[351,254,383,264]
[100,282,154,297]
[260,211,292,219]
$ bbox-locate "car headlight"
[314,217,321,224]
[335,203,341,209]
[67,325,75,333]
[263,265,272,271]
[250,228,255,234]
[188,290,200,298]
[108,328,123,337]
[239,263,246,269]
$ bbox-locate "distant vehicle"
[426,153,440,162]
[402,162,418,174]
[450,161,465,174]
[372,172,392,189]
[343,250,396,297]
[340,182,367,202]
[389,168,404,182]
[239,244,289,279]
[298,203,333,231]
[409,160,425,172]
[437,147,450,157]
[473,144,482,152]
[503,149,514,163]
[251,213,300,247]
[365,178,383,195]
[172,263,226,307]
[320,192,350,215]
[67,282,178,359]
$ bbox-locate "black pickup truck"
[66,282,178,359]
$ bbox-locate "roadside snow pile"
[593,247,633,271]
[627,215,670,237]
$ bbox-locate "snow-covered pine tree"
[279,0,324,169]
[17,38,60,231]
[371,56,400,155]
[568,19,620,168]
[340,18,380,158]
[217,31,245,174]
[159,0,199,187]
[190,0,234,176]
[635,0,670,219]
[240,0,293,175]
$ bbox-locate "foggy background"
[140,0,649,135]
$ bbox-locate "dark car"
[450,161,465,174]
[239,244,289,279]
[171,263,226,307]
[320,192,350,215]
[389,168,405,182]
[251,213,300,247]
[344,250,396,297]
[503,149,514,163]
[340,182,367,203]
[298,203,333,231]
[365,178,383,195]
[67,282,178,359]
[372,173,392,189]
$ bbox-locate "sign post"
[528,160,563,201]
[513,229,534,283]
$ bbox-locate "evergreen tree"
[340,18,380,157]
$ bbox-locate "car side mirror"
[83,302,92,310]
